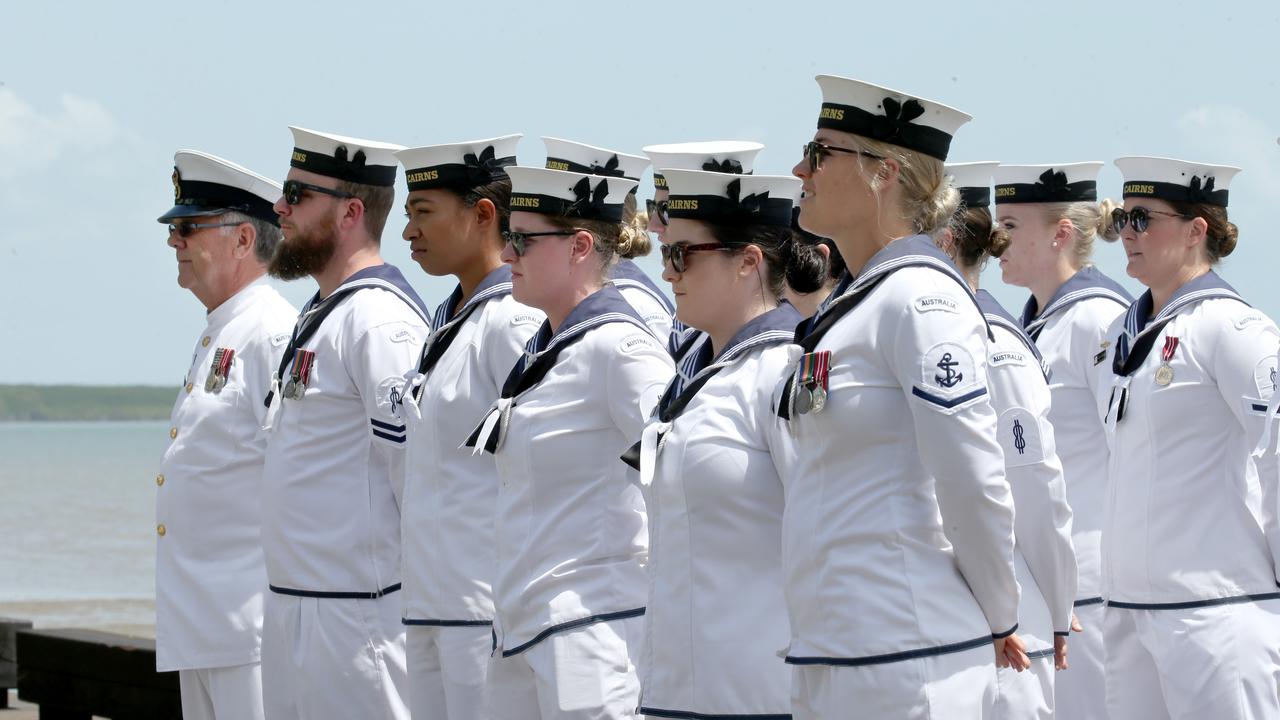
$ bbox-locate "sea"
[0,421,165,636]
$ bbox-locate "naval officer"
[155,150,297,720]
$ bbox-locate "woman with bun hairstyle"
[783,75,1027,718]
[393,135,544,720]
[466,163,674,719]
[542,137,679,350]
[627,168,823,719]
[993,162,1131,720]
[940,162,1078,720]
[784,208,845,318]
[1097,157,1280,719]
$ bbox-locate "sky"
[1,0,1277,384]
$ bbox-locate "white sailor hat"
[993,162,1103,204]
[946,161,999,208]
[642,140,764,190]
[160,150,282,225]
[507,166,639,222]
[814,75,971,162]
[1114,156,1239,208]
[541,137,650,185]
[661,168,800,227]
[395,134,521,192]
[288,126,404,187]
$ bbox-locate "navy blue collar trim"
[610,259,674,313]
[1021,266,1132,329]
[433,265,513,328]
[307,263,430,324]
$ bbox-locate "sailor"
[626,167,821,718]
[1098,156,1280,719]
[259,127,429,720]
[942,161,1078,719]
[542,137,677,348]
[393,134,542,719]
[782,75,1027,719]
[993,161,1131,719]
[466,162,674,719]
[155,150,296,720]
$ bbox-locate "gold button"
[169,427,178,439]
[157,524,166,536]
[155,474,165,487]
[202,336,211,347]
[185,383,193,394]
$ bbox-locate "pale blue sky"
[2,0,1276,384]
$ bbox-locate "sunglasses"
[660,241,731,273]
[282,179,355,206]
[802,141,883,173]
[501,229,578,257]
[1111,206,1193,234]
[168,221,245,238]
[645,198,670,226]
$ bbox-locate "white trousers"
[406,624,491,720]
[790,644,997,720]
[487,616,642,720]
[1055,600,1107,720]
[1105,598,1280,719]
[261,591,408,720]
[994,654,1053,720]
[178,662,265,720]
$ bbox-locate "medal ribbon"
[293,349,315,385]
[216,348,234,378]
[1161,336,1179,362]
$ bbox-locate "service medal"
[794,386,813,415]
[1155,364,1174,386]
[205,347,234,393]
[811,385,827,413]
[1155,336,1179,387]
[798,350,832,415]
[285,349,315,400]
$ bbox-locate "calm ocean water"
[0,421,166,635]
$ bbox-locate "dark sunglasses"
[645,198,670,226]
[168,220,245,238]
[802,140,883,173]
[660,242,731,273]
[1111,206,1193,234]
[282,179,355,206]
[501,229,578,257]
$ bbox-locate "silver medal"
[811,386,827,413]
[794,386,813,415]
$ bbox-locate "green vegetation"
[0,385,175,421]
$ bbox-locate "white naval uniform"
[1098,271,1280,720]
[157,278,295,720]
[259,264,429,720]
[633,305,800,719]
[776,237,1019,719]
[469,285,674,720]
[978,290,1077,720]
[611,258,682,353]
[399,265,543,720]
[1020,265,1129,720]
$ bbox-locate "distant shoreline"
[0,385,174,422]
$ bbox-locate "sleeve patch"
[389,328,421,344]
[270,333,291,347]
[1254,356,1277,399]
[618,333,663,355]
[376,376,408,420]
[1234,313,1267,330]
[914,295,960,314]
[511,313,542,327]
[912,343,986,414]
[989,350,1027,368]
[999,407,1045,467]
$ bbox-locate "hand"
[994,632,1030,672]
[1071,613,1084,633]
[1054,635,1069,670]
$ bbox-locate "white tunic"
[611,258,680,352]
[778,236,1020,665]
[470,285,674,657]
[978,290,1077,650]
[156,279,296,672]
[636,305,799,718]
[400,266,543,625]
[1099,271,1280,607]
[261,265,429,596]
[1021,266,1130,603]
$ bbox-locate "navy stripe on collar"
[610,258,675,314]
[432,265,514,329]
[1021,266,1132,330]
[1122,269,1244,337]
[307,263,431,324]
[977,289,1044,366]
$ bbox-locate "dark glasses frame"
[283,179,356,206]
[802,140,884,173]
[660,241,732,273]
[1111,206,1194,234]
[168,221,246,238]
[645,198,670,226]
[501,229,579,257]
